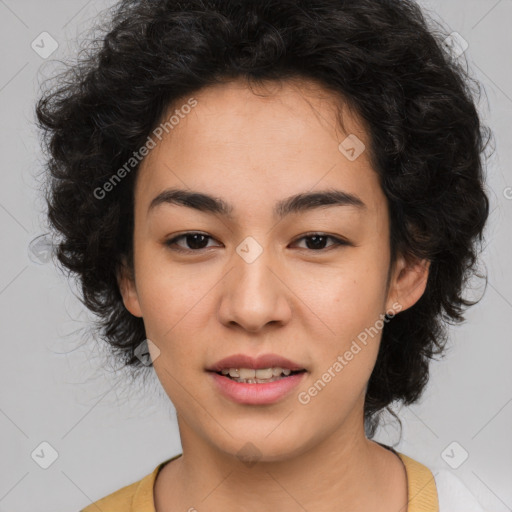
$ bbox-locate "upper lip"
[207,353,306,373]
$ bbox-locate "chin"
[208,427,313,465]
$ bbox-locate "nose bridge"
[236,235,275,293]
[218,235,291,331]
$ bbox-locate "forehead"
[135,77,386,222]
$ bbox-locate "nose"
[217,240,292,333]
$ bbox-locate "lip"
[209,371,306,405]
[206,353,305,373]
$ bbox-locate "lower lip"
[209,371,306,405]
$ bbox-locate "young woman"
[36,0,491,510]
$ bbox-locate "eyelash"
[164,232,349,254]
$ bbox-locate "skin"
[117,77,430,512]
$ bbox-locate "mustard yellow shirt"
[80,450,439,512]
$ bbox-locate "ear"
[385,253,430,314]
[116,256,143,318]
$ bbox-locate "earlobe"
[386,255,430,314]
[116,258,143,318]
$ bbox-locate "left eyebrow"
[147,187,367,219]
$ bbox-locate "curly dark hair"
[35,0,492,438]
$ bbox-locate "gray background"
[0,0,511,510]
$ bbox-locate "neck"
[155,414,408,512]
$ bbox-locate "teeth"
[255,368,273,379]
[219,367,299,382]
[238,368,255,379]
[232,376,286,384]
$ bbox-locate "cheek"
[301,257,388,333]
[298,254,389,383]
[132,250,216,364]
[295,265,387,415]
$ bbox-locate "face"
[118,78,429,462]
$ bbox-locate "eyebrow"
[147,187,367,219]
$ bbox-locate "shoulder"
[80,479,142,512]
[433,468,486,512]
[79,458,174,512]
[397,450,486,512]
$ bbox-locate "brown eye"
[292,233,349,251]
[165,232,219,252]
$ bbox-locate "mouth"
[212,367,307,384]
[206,354,308,403]
[208,368,307,405]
